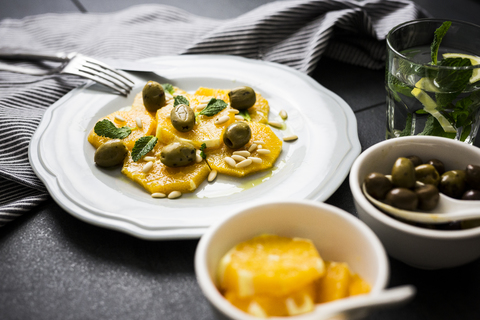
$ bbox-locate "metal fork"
[0,49,134,96]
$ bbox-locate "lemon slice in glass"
[411,78,456,133]
[442,53,480,83]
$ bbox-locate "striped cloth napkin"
[0,0,427,227]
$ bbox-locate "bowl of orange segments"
[194,200,389,319]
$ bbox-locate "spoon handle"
[314,285,416,320]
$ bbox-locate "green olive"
[426,159,445,175]
[385,188,418,211]
[142,81,166,112]
[465,164,480,190]
[415,164,440,186]
[462,189,480,200]
[415,184,440,211]
[94,139,128,168]
[160,142,196,167]
[228,86,256,110]
[223,122,252,149]
[364,172,393,200]
[439,170,466,199]
[406,155,423,168]
[171,104,195,132]
[391,157,416,188]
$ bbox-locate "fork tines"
[66,55,134,96]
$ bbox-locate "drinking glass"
[386,19,480,144]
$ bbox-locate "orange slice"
[195,87,269,124]
[348,274,371,296]
[121,143,210,194]
[218,234,325,298]
[206,122,282,177]
[87,100,156,150]
[224,282,316,317]
[316,262,351,303]
[156,93,235,149]
[316,261,370,303]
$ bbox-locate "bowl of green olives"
[350,136,480,269]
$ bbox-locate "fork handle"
[0,47,73,62]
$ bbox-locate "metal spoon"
[363,176,480,224]
[313,285,415,320]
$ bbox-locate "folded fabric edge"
[0,177,49,227]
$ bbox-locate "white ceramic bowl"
[194,200,389,320]
[350,136,480,270]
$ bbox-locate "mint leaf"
[173,95,189,107]
[94,119,131,139]
[460,125,472,141]
[131,136,158,162]
[162,83,175,95]
[399,113,413,136]
[435,58,473,108]
[436,93,460,110]
[199,98,228,117]
[451,91,480,128]
[238,109,251,121]
[199,143,207,160]
[419,115,456,138]
[431,21,451,65]
[436,58,473,91]
[418,115,435,136]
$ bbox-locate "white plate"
[29,55,360,240]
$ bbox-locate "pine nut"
[224,157,236,167]
[115,115,126,122]
[215,115,230,125]
[233,150,250,157]
[142,161,153,173]
[253,140,265,145]
[135,117,143,129]
[236,159,253,168]
[143,156,155,162]
[168,191,182,199]
[279,110,288,120]
[197,103,207,110]
[268,121,283,128]
[165,92,174,99]
[248,157,262,164]
[283,135,298,142]
[196,150,203,163]
[231,155,246,162]
[248,144,257,152]
[119,106,132,112]
[257,145,263,149]
[228,109,240,114]
[208,169,218,182]
[257,149,271,155]
[151,193,166,198]
[200,99,211,103]
[235,115,244,121]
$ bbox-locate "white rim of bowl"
[350,136,480,240]
[194,199,389,320]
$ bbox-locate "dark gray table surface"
[2,1,480,319]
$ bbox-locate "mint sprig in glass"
[386,19,480,144]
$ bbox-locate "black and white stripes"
[0,0,427,226]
